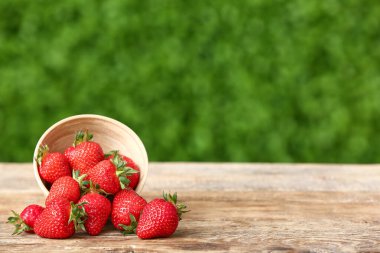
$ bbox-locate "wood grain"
[1,163,380,252]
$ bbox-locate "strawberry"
[7,204,44,235]
[125,160,140,189]
[106,151,140,189]
[66,130,104,175]
[34,198,86,239]
[37,145,71,184]
[87,152,137,195]
[45,171,86,206]
[63,146,75,162]
[111,189,147,234]
[136,192,189,239]
[78,192,111,236]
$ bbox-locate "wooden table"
[1,163,380,252]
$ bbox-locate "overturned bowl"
[33,114,149,196]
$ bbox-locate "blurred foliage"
[1,0,380,163]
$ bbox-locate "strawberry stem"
[83,180,110,196]
[119,214,138,235]
[110,151,138,189]
[7,210,32,235]
[163,192,190,220]
[72,170,90,196]
[104,150,118,159]
[36,144,49,166]
[69,202,88,232]
[74,130,93,147]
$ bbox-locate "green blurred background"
[1,0,380,163]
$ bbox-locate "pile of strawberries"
[7,130,188,239]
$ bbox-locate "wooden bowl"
[33,114,149,196]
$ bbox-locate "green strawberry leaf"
[119,214,138,235]
[74,130,93,146]
[163,191,190,220]
[7,210,31,235]
[104,150,118,159]
[36,144,49,166]
[69,202,88,232]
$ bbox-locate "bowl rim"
[33,114,149,196]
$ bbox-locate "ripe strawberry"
[66,130,104,175]
[87,152,137,195]
[37,145,71,184]
[34,198,86,239]
[7,205,44,235]
[106,151,140,189]
[111,189,147,234]
[64,146,75,162]
[45,171,86,206]
[136,192,189,239]
[78,192,111,236]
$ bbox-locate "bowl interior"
[33,115,148,196]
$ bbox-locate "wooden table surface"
[1,163,380,252]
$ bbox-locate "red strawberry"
[34,198,86,239]
[78,192,111,236]
[45,171,86,206]
[111,189,147,234]
[64,146,75,162]
[136,192,189,239]
[87,152,137,195]
[7,205,44,235]
[67,130,104,175]
[37,145,71,184]
[106,152,140,189]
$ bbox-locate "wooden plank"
[1,163,380,252]
[3,162,380,192]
